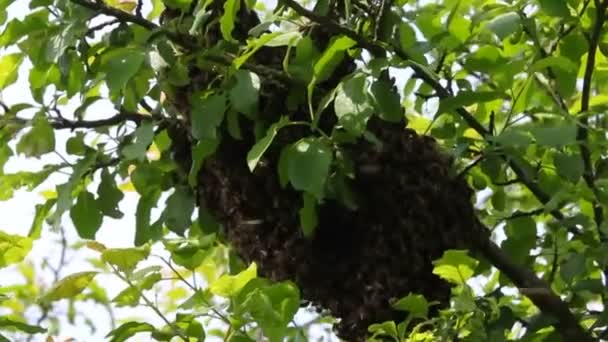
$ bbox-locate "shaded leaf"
[16,114,55,158]
[163,186,195,236]
[554,152,583,183]
[485,12,520,40]
[299,192,318,238]
[531,123,577,148]
[191,93,226,140]
[106,321,155,342]
[70,190,103,240]
[0,317,46,334]
[286,138,333,199]
[122,121,155,161]
[229,70,260,117]
[247,116,290,172]
[334,74,374,136]
[99,48,145,93]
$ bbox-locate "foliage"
[0,0,607,341]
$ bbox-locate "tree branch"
[70,0,157,30]
[5,111,149,130]
[578,0,606,231]
[474,230,593,342]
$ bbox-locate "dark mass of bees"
[162,2,486,340]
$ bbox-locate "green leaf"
[531,123,577,148]
[288,36,318,83]
[485,12,520,40]
[41,271,98,302]
[220,0,240,41]
[491,129,533,148]
[16,114,55,157]
[97,169,124,219]
[66,132,87,156]
[391,293,430,319]
[163,186,195,236]
[229,70,260,117]
[99,48,145,93]
[313,36,356,83]
[247,116,290,172]
[101,245,151,273]
[188,137,219,186]
[0,317,46,334]
[0,230,32,268]
[531,56,578,74]
[560,253,586,284]
[287,138,333,199]
[167,61,190,86]
[554,152,583,183]
[70,190,103,240]
[51,151,97,229]
[538,0,570,17]
[122,121,155,161]
[191,93,226,139]
[299,192,318,238]
[106,321,155,342]
[28,200,55,239]
[438,91,504,115]
[0,53,22,89]
[368,321,398,338]
[334,74,374,136]
[134,190,162,246]
[131,163,164,196]
[210,262,257,297]
[237,280,300,340]
[371,77,403,122]
[432,250,478,285]
[502,217,537,264]
[112,285,141,307]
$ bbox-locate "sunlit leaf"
[210,262,257,297]
[0,230,32,268]
[101,245,151,273]
[41,271,98,302]
[0,53,22,89]
[432,250,478,285]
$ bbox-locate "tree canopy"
[0,0,607,341]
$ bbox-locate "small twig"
[503,208,544,221]
[457,155,484,178]
[547,240,559,283]
[111,265,189,341]
[135,0,143,17]
[85,19,120,37]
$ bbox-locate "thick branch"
[475,233,593,342]
[578,0,606,230]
